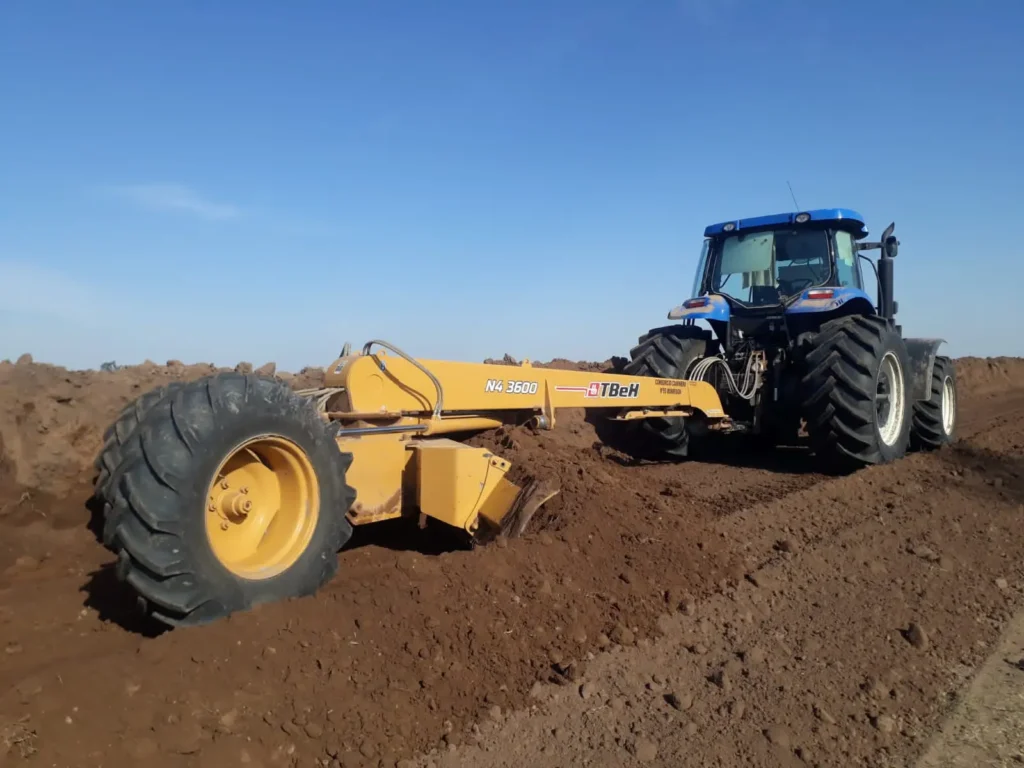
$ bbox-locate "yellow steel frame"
[323,347,728,539]
[324,352,725,430]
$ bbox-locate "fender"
[785,287,876,317]
[903,338,945,402]
[667,294,730,322]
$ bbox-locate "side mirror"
[880,222,898,258]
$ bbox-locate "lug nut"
[240,486,249,494]
[221,480,230,490]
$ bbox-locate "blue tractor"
[610,209,958,471]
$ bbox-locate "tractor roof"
[704,208,868,239]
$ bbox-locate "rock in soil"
[632,738,658,762]
[763,725,791,749]
[610,625,636,646]
[665,692,693,711]
[905,623,930,650]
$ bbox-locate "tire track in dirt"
[915,606,1024,767]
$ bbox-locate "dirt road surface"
[0,354,1022,767]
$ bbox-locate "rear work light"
[805,289,835,300]
[684,297,711,309]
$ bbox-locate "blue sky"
[1,0,1021,370]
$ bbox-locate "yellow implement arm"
[323,344,725,432]
[323,342,727,540]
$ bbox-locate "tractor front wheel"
[106,373,356,627]
[800,315,912,471]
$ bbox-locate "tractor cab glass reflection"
[709,229,830,306]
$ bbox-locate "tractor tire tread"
[600,326,708,460]
[910,355,957,450]
[799,314,912,471]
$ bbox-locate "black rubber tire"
[910,355,957,450]
[596,326,708,460]
[799,315,913,471]
[95,382,188,551]
[108,372,355,627]
[94,382,186,500]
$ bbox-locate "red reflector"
[684,297,710,308]
[806,289,835,300]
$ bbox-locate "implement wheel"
[910,355,957,450]
[800,315,912,471]
[108,373,355,627]
[95,382,186,500]
[94,382,186,550]
[597,326,708,460]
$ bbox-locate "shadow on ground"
[584,408,825,476]
[344,515,471,555]
[80,563,169,638]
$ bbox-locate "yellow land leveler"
[93,340,727,627]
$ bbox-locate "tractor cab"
[670,209,880,333]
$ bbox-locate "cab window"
[833,231,862,289]
[691,239,710,297]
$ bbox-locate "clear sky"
[2,1,1021,371]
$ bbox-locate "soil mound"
[482,355,614,372]
[0,360,323,498]
[954,356,1024,397]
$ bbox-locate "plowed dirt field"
[1,354,1022,767]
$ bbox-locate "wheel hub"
[213,487,253,523]
[205,436,320,580]
[941,375,956,435]
[875,351,905,447]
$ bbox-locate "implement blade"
[473,477,560,545]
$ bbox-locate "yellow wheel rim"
[205,436,320,580]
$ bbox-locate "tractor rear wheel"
[106,373,355,627]
[909,355,957,450]
[596,326,708,460]
[799,315,912,471]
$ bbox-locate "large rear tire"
[909,355,957,450]
[108,373,355,627]
[596,326,708,460]
[800,315,912,471]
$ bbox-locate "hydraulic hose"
[690,355,761,402]
[361,339,445,419]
